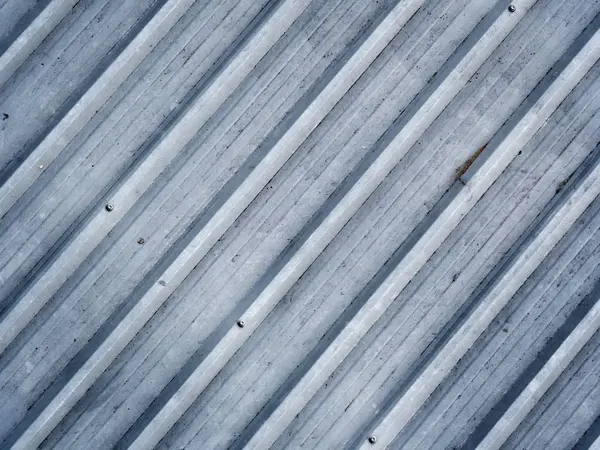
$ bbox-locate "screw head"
[137,237,145,244]
[368,436,377,444]
[105,203,114,212]
[237,320,245,328]
[508,4,516,12]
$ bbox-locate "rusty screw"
[105,203,114,212]
[508,4,516,12]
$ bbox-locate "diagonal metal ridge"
[120,1,544,449]
[0,0,79,89]
[476,282,600,449]
[0,0,196,217]
[357,25,600,450]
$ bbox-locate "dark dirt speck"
[555,176,571,194]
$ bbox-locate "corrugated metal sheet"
[1,0,600,448]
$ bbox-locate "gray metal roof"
[1,0,600,448]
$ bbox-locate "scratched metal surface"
[0,0,600,449]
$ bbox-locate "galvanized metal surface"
[0,0,600,448]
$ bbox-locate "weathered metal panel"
[0,0,599,448]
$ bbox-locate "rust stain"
[555,174,571,194]
[456,143,487,182]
